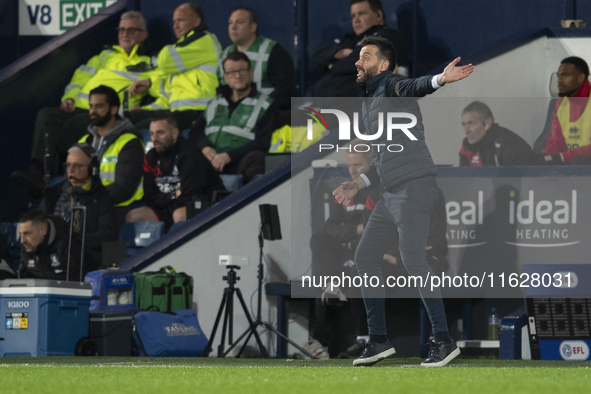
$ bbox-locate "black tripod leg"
[262,322,315,358]
[235,287,269,358]
[204,288,229,357]
[236,330,255,358]
[222,324,254,357]
[219,288,234,357]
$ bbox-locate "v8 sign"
[19,0,116,36]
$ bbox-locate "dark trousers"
[354,176,449,338]
[225,150,267,184]
[32,107,89,177]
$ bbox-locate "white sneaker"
[295,338,329,360]
[321,286,348,305]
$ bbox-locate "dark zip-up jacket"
[359,71,437,191]
[42,177,117,271]
[20,217,84,281]
[459,123,534,166]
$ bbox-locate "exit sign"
[19,0,116,36]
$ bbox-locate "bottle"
[488,307,500,340]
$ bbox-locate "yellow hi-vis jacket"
[79,132,144,207]
[62,45,151,110]
[141,27,221,111]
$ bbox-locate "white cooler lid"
[0,279,92,297]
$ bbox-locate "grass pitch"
[0,357,589,394]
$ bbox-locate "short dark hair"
[561,56,589,79]
[89,85,120,108]
[360,36,397,72]
[187,3,204,23]
[462,101,494,124]
[19,210,47,226]
[150,112,178,129]
[350,0,385,16]
[222,51,252,72]
[233,6,257,24]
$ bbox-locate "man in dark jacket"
[126,113,224,229]
[307,151,450,360]
[312,0,410,97]
[42,143,118,272]
[332,36,473,367]
[459,101,534,166]
[18,211,83,281]
[79,85,145,228]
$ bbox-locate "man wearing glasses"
[12,11,150,197]
[42,143,117,272]
[189,51,276,183]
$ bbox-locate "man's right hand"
[332,181,359,205]
[130,79,151,96]
[60,99,75,113]
[202,146,217,162]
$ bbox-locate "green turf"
[0,357,589,394]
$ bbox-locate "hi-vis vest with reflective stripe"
[142,29,221,111]
[205,92,273,153]
[143,68,218,111]
[556,97,591,151]
[80,133,144,207]
[62,45,151,110]
[218,36,276,95]
[153,29,220,76]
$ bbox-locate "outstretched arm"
[437,57,475,86]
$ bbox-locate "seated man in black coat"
[126,113,225,229]
[459,101,534,166]
[42,143,118,271]
[18,210,83,281]
[312,0,410,97]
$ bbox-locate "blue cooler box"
[0,279,91,357]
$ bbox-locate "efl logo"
[7,301,30,309]
[304,108,418,152]
[560,341,589,361]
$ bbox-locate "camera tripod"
[204,265,268,358]
[204,234,315,358]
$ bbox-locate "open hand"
[438,57,475,85]
[332,181,359,205]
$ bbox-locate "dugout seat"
[117,221,165,256]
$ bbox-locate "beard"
[90,112,113,126]
[558,89,577,97]
[356,64,379,84]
